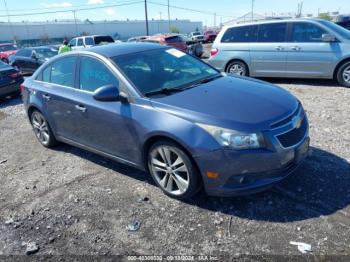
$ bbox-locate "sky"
[0,0,349,26]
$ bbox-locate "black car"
[9,46,58,75]
[0,61,24,98]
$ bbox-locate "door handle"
[275,46,284,51]
[42,94,51,101]
[75,105,87,113]
[291,46,301,51]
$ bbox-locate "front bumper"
[194,136,310,197]
[0,81,21,97]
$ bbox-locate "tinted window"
[292,22,328,42]
[85,37,94,45]
[43,66,51,82]
[16,49,31,57]
[77,39,84,46]
[166,36,184,43]
[79,56,119,92]
[221,25,257,43]
[50,57,76,87]
[94,36,114,45]
[258,23,287,42]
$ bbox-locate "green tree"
[319,12,332,21]
[170,26,180,34]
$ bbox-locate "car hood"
[150,76,298,131]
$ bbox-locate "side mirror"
[93,84,129,103]
[322,34,337,42]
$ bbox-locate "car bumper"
[0,81,21,97]
[194,136,310,197]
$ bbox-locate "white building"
[0,19,202,42]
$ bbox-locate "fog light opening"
[206,171,219,179]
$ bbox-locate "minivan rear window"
[221,25,257,43]
[94,36,114,45]
[257,23,287,42]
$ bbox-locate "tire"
[336,61,350,88]
[226,60,249,76]
[147,140,201,200]
[30,110,57,148]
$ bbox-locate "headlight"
[197,123,265,150]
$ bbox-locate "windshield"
[35,48,58,59]
[112,48,219,96]
[0,44,17,52]
[319,20,350,40]
[94,36,114,45]
[193,32,201,36]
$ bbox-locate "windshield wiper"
[182,74,223,90]
[144,87,184,97]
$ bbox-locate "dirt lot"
[0,78,349,258]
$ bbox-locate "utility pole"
[167,0,171,33]
[251,0,255,21]
[144,0,149,35]
[214,13,216,29]
[2,0,15,42]
[72,10,78,36]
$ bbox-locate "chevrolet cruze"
[21,43,309,199]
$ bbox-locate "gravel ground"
[0,78,349,258]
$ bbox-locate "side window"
[50,57,76,87]
[84,37,94,46]
[291,22,328,42]
[42,66,51,82]
[79,56,119,92]
[221,25,257,43]
[17,49,31,57]
[258,23,287,42]
[77,38,84,46]
[69,39,77,46]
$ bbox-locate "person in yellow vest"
[58,39,72,54]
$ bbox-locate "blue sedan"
[21,43,309,199]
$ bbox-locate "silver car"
[209,18,350,87]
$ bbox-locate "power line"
[0,1,143,18]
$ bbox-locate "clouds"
[105,8,116,16]
[40,1,73,8]
[88,0,104,4]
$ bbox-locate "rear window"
[165,36,184,43]
[257,23,287,42]
[94,36,114,45]
[221,25,257,43]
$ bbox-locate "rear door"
[285,21,339,78]
[250,22,288,77]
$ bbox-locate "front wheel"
[148,141,200,200]
[30,110,57,148]
[336,61,350,88]
[226,61,248,76]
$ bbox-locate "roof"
[86,43,166,57]
[223,18,325,28]
[0,42,15,46]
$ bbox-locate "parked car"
[335,15,350,30]
[127,36,148,42]
[190,32,205,42]
[22,43,309,199]
[69,35,114,50]
[9,46,58,75]
[204,30,218,43]
[178,34,203,58]
[144,34,188,52]
[0,61,23,98]
[0,43,18,64]
[209,18,350,88]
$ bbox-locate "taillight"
[20,84,25,93]
[210,48,219,57]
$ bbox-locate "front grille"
[276,117,307,148]
[271,104,300,129]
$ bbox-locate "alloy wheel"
[342,65,350,83]
[31,111,50,146]
[149,146,190,196]
[228,63,246,76]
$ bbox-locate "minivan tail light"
[210,48,219,57]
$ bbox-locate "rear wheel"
[336,61,350,88]
[226,60,248,76]
[30,110,57,148]
[148,140,200,200]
